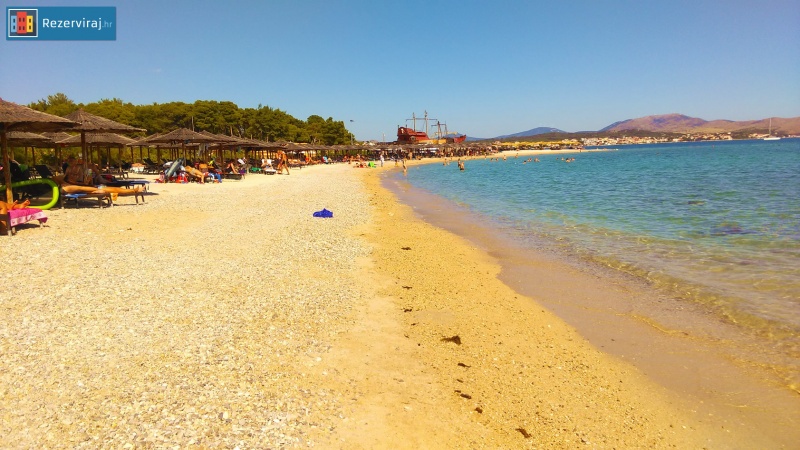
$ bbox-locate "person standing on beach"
[276,150,290,175]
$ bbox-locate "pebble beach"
[0,161,792,448]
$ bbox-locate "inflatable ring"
[0,178,60,210]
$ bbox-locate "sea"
[387,138,800,391]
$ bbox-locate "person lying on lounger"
[53,157,142,200]
[181,164,207,183]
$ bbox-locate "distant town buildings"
[581,132,734,147]
[489,130,795,151]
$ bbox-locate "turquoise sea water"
[397,139,800,383]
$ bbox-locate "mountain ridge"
[475,114,800,140]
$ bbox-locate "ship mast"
[406,111,438,133]
[406,112,420,131]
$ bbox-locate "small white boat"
[764,118,781,140]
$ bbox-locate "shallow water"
[397,139,800,388]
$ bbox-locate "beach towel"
[312,208,333,218]
[9,208,48,227]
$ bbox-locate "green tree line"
[29,93,354,145]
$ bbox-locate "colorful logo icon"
[8,9,37,37]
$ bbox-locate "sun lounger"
[34,164,56,179]
[106,179,150,192]
[61,192,113,208]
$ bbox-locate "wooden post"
[2,131,12,203]
[81,132,87,164]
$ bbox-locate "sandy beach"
[0,160,795,448]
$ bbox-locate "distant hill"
[496,127,566,139]
[465,136,486,142]
[600,113,800,135]
[465,114,800,143]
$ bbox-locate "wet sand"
[0,160,796,448]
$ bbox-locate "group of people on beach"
[154,157,253,183]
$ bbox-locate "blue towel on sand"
[313,208,333,218]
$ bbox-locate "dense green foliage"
[28,93,354,145]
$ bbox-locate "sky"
[2,0,799,141]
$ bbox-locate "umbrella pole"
[81,132,87,164]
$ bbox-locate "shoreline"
[378,156,800,447]
[0,163,795,447]
[390,149,800,387]
[349,166,747,447]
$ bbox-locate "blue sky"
[2,0,799,141]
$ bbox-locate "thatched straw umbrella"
[140,128,220,162]
[42,132,71,157]
[198,131,242,162]
[6,132,55,167]
[127,134,164,164]
[236,137,285,162]
[60,132,135,146]
[59,132,136,168]
[0,99,77,203]
[42,131,72,142]
[6,131,54,147]
[236,138,286,162]
[41,132,73,163]
[63,109,144,164]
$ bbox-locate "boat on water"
[397,111,466,144]
[764,118,781,141]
